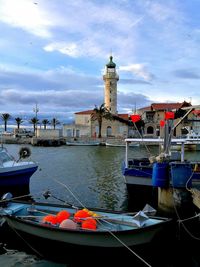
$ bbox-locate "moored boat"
[66,140,100,146]
[0,199,172,253]
[106,141,139,147]
[0,147,38,195]
[122,138,200,189]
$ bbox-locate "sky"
[0,0,200,125]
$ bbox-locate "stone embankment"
[1,136,66,146]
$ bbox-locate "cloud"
[118,91,152,111]
[0,88,101,108]
[119,64,154,81]
[0,66,101,92]
[146,2,181,22]
[0,0,53,38]
[44,42,79,58]
[119,78,151,85]
[0,66,103,120]
[172,69,200,79]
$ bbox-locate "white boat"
[106,141,139,147]
[66,141,100,146]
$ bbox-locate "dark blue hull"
[0,166,38,187]
[122,160,200,187]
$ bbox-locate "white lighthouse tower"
[103,56,119,114]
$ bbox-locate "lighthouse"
[103,56,119,114]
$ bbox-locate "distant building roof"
[139,101,191,112]
[75,110,129,121]
[75,110,94,115]
[117,114,129,120]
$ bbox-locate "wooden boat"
[0,199,171,251]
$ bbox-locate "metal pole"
[125,141,128,168]
[33,103,39,138]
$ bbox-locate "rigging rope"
[171,179,200,241]
[133,122,153,157]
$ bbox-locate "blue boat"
[0,147,38,193]
[122,138,200,189]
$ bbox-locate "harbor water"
[1,144,200,266]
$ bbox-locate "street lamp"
[33,103,39,138]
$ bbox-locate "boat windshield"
[0,150,14,164]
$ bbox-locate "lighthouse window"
[110,98,111,102]
[110,81,112,85]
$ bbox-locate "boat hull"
[123,161,200,187]
[1,201,171,256]
[66,142,100,146]
[0,164,38,187]
[5,216,164,248]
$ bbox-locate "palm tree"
[51,118,60,130]
[30,117,39,134]
[91,104,113,138]
[1,113,11,132]
[42,119,49,129]
[15,117,23,129]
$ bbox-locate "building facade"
[137,102,195,138]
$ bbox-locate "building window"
[76,129,80,137]
[66,129,72,137]
[107,126,112,137]
[95,126,99,135]
[147,126,154,134]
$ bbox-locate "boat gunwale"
[4,213,172,236]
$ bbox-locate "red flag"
[160,120,165,127]
[130,114,141,123]
[165,111,175,120]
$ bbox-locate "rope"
[7,220,44,258]
[171,183,200,241]
[133,122,153,157]
[54,179,85,208]
[0,193,31,203]
[54,178,152,267]
[98,219,152,267]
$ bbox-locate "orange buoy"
[74,209,90,222]
[42,214,57,225]
[56,210,70,223]
[82,218,97,230]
